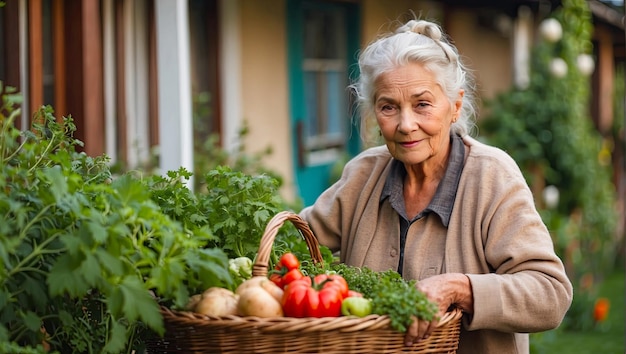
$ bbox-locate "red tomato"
[282,268,304,286]
[282,274,348,318]
[278,253,300,271]
[270,253,303,289]
[313,273,349,298]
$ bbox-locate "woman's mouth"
[399,140,420,149]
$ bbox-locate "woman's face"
[374,62,463,167]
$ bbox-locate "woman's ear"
[453,89,464,122]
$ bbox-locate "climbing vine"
[480,0,619,329]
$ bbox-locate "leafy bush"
[479,0,619,332]
[0,84,233,353]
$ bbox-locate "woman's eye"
[380,105,395,113]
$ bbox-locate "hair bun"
[397,20,443,41]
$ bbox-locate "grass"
[531,267,625,354]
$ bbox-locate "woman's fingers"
[404,316,439,346]
[404,316,419,346]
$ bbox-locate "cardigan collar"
[380,134,465,227]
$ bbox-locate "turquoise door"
[287,0,361,207]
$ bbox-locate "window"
[302,6,348,164]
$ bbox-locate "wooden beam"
[148,0,159,147]
[2,0,21,91]
[52,0,66,120]
[28,0,44,122]
[81,0,104,156]
[115,0,128,163]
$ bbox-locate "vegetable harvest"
[186,252,437,333]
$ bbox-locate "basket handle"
[253,211,324,277]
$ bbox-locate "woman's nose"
[397,108,419,133]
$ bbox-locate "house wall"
[445,10,514,110]
[361,0,443,46]
[239,0,295,199]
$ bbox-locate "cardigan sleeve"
[458,143,573,333]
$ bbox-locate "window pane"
[302,6,347,154]
[303,9,341,59]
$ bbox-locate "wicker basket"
[149,211,463,354]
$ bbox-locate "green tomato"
[341,297,373,317]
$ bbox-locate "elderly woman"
[299,19,573,353]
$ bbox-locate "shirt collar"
[380,134,465,226]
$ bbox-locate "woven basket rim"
[160,306,463,334]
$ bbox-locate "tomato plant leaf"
[48,255,90,297]
[87,219,108,244]
[117,277,162,330]
[95,249,124,276]
[22,311,41,332]
[102,320,128,353]
[80,253,102,288]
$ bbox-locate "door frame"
[287,0,361,206]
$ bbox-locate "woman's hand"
[404,273,473,346]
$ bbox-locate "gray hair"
[350,19,478,142]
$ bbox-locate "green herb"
[201,166,285,259]
[369,277,438,332]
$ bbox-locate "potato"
[260,279,284,303]
[236,276,283,302]
[237,286,284,318]
[203,286,235,298]
[185,294,202,311]
[235,276,267,295]
[194,287,239,317]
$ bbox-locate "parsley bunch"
[369,277,438,332]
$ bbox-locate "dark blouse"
[380,134,465,274]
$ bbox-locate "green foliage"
[145,165,334,288]
[200,167,286,258]
[369,276,438,332]
[0,84,233,353]
[148,166,284,260]
[479,0,619,310]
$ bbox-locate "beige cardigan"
[300,136,573,354]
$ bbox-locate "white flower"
[577,54,595,75]
[549,58,568,78]
[542,185,560,209]
[540,18,563,43]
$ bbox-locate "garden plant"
[479,0,624,351]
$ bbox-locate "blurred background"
[0,0,624,352]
